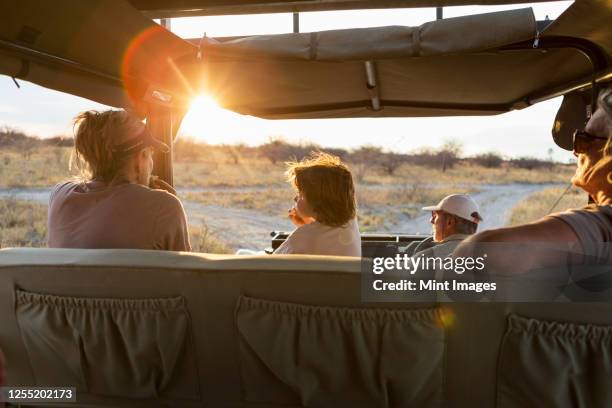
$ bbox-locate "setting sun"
[180,95,224,138]
[179,94,254,144]
[180,95,226,139]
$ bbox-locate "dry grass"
[185,183,478,223]
[0,145,575,189]
[357,184,478,208]
[0,198,47,247]
[0,147,74,187]
[189,221,232,253]
[185,188,294,217]
[173,161,286,188]
[358,210,396,232]
[175,160,574,189]
[509,185,588,226]
[0,143,579,250]
[359,162,575,186]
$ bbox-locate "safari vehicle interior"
[1,0,612,406]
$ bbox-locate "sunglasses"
[572,129,609,154]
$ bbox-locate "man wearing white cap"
[413,194,483,258]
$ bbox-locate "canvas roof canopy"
[194,0,611,118]
[0,0,197,116]
[0,0,610,120]
[128,0,560,18]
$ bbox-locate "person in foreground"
[454,85,612,274]
[48,110,191,251]
[412,194,483,258]
[274,152,361,256]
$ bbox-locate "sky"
[0,1,576,161]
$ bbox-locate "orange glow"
[121,26,166,109]
[180,94,249,143]
[438,307,456,328]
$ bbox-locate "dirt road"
[394,183,564,236]
[0,183,564,250]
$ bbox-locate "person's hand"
[149,176,177,196]
[288,207,314,227]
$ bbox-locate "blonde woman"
[275,152,361,256]
[48,110,191,251]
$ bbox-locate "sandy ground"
[394,183,564,235]
[0,183,564,250]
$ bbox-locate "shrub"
[510,157,553,170]
[473,152,504,168]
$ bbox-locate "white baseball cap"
[422,194,483,224]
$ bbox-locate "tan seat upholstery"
[1,248,612,407]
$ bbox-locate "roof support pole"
[293,12,300,33]
[436,7,443,20]
[160,18,171,30]
[365,61,381,111]
[148,106,174,185]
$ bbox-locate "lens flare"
[438,307,456,328]
[121,24,196,113]
[121,26,166,109]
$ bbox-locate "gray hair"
[596,85,612,156]
[599,86,612,135]
[451,214,478,235]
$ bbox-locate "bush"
[173,138,210,161]
[348,146,384,181]
[510,157,553,170]
[43,136,73,147]
[258,138,322,164]
[473,152,503,168]
[379,152,406,175]
[0,125,39,150]
[438,139,463,172]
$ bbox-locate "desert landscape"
[0,129,586,252]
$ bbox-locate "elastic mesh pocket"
[497,314,612,408]
[16,289,200,400]
[236,295,445,407]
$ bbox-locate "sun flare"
[191,95,220,112]
[179,94,244,144]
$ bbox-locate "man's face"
[571,107,611,196]
[430,210,450,242]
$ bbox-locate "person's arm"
[274,225,312,254]
[149,176,177,196]
[274,208,314,254]
[453,217,580,275]
[274,235,293,254]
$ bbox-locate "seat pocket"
[16,289,200,400]
[497,314,612,408]
[235,295,446,407]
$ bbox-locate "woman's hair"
[70,110,144,182]
[286,152,356,227]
